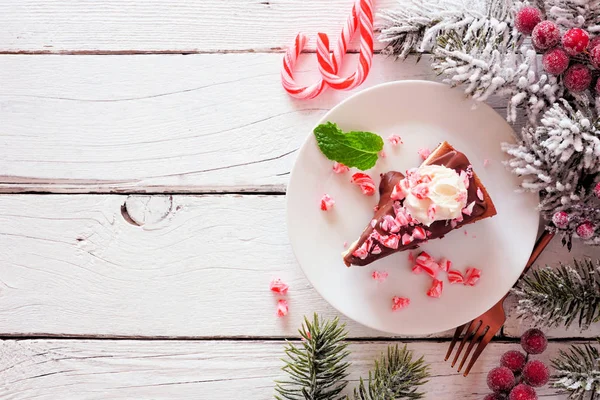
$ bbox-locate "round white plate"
[286,81,539,335]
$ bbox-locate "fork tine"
[451,319,479,367]
[458,324,488,372]
[463,325,497,377]
[445,323,466,361]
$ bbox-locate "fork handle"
[522,230,555,275]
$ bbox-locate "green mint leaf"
[313,122,384,171]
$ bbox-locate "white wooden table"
[0,1,599,398]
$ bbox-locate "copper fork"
[444,231,555,376]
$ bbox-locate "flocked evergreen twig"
[348,345,429,400]
[512,259,600,330]
[275,314,351,400]
[552,341,600,399]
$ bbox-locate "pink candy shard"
[270,278,289,295]
[411,264,423,274]
[332,162,349,174]
[462,201,475,216]
[276,299,289,317]
[352,241,370,259]
[351,173,376,196]
[438,258,452,272]
[372,270,389,282]
[390,183,406,200]
[343,241,348,248]
[408,252,415,263]
[427,279,444,298]
[379,150,387,158]
[412,226,427,240]
[483,159,490,167]
[476,187,484,201]
[464,267,481,286]
[418,148,431,160]
[447,269,465,284]
[388,134,403,146]
[371,245,382,255]
[415,251,440,278]
[320,194,335,211]
[392,296,410,311]
[401,233,413,245]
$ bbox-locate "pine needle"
[512,259,600,330]
[275,314,351,400]
[552,341,600,399]
[348,345,430,400]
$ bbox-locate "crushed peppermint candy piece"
[371,245,382,255]
[392,296,410,311]
[438,258,452,272]
[454,213,464,223]
[373,205,379,212]
[427,204,437,221]
[464,230,468,235]
[476,187,484,201]
[447,269,465,284]
[381,215,401,233]
[388,134,403,146]
[352,241,370,259]
[276,299,289,317]
[320,194,335,211]
[343,241,348,248]
[332,162,350,174]
[270,278,289,295]
[401,233,414,245]
[351,173,376,196]
[464,267,481,286]
[459,170,470,189]
[450,220,458,229]
[379,150,387,158]
[370,219,377,228]
[483,159,490,167]
[412,264,423,274]
[390,183,406,200]
[415,251,440,278]
[412,226,427,240]
[427,279,444,298]
[418,148,431,160]
[462,201,475,216]
[372,270,389,282]
[408,252,415,263]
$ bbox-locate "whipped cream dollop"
[401,165,468,226]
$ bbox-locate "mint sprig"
[314,122,384,171]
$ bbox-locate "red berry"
[515,7,542,35]
[509,384,538,400]
[563,28,590,55]
[564,64,592,92]
[552,211,569,229]
[484,394,507,400]
[590,45,600,68]
[595,182,600,198]
[500,350,527,373]
[591,36,600,50]
[522,360,550,387]
[542,48,569,75]
[521,329,548,354]
[576,221,595,239]
[532,21,561,50]
[487,366,516,393]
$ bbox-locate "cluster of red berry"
[483,329,549,400]
[516,6,599,93]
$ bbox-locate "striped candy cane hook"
[317,0,374,91]
[280,0,374,99]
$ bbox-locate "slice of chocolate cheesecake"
[343,142,496,267]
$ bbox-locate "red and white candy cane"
[280,0,374,99]
[317,0,374,91]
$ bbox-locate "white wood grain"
[0,193,597,338]
[0,53,518,193]
[0,339,575,399]
[0,0,399,53]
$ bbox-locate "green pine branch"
[512,259,600,330]
[275,314,351,400]
[348,345,430,400]
[552,341,600,399]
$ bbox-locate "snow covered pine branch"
[379,0,600,244]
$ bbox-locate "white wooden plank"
[0,339,574,399]
[0,53,517,193]
[0,194,596,339]
[0,0,399,53]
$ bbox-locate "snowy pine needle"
[552,342,600,399]
[275,314,350,400]
[349,345,429,400]
[513,259,600,330]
